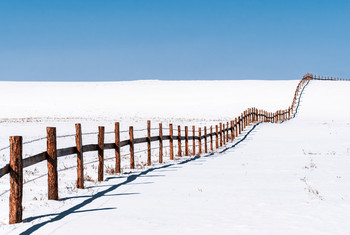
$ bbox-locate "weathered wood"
[226,121,229,142]
[47,127,58,200]
[222,123,226,145]
[169,124,174,160]
[230,121,234,141]
[238,116,241,135]
[147,120,151,166]
[9,136,23,224]
[23,152,47,167]
[235,118,238,137]
[220,123,223,147]
[192,125,196,155]
[98,126,104,182]
[185,126,189,156]
[198,128,202,154]
[115,122,121,173]
[75,123,84,189]
[129,126,135,169]
[159,123,163,163]
[210,126,213,151]
[82,144,98,152]
[178,125,182,157]
[215,125,219,149]
[204,126,207,153]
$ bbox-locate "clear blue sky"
[0,0,349,81]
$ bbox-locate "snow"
[1,79,350,234]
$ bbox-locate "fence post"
[169,124,173,160]
[178,125,182,156]
[115,122,121,173]
[215,125,219,149]
[222,123,226,145]
[159,123,163,163]
[75,123,84,189]
[226,121,229,142]
[129,126,135,169]
[98,126,105,182]
[185,126,189,156]
[231,121,234,140]
[204,126,207,153]
[198,127,202,154]
[192,125,196,155]
[47,127,58,200]
[235,118,238,137]
[147,120,151,166]
[238,116,241,135]
[210,126,213,151]
[9,136,23,224]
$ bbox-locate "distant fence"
[0,73,337,224]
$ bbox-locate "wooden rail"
[0,73,341,224]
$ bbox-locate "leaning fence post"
[75,123,84,189]
[169,124,174,160]
[147,120,151,166]
[47,127,58,200]
[185,126,189,156]
[9,136,23,224]
[159,123,163,163]
[178,125,182,156]
[115,122,121,173]
[192,125,196,155]
[129,126,135,169]
[204,126,207,153]
[98,126,104,182]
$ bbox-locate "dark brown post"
[210,126,213,151]
[230,121,234,141]
[129,126,135,169]
[115,122,121,173]
[204,126,207,153]
[226,121,229,142]
[238,116,241,135]
[178,125,182,156]
[235,118,238,137]
[215,125,219,149]
[198,127,202,154]
[219,123,223,147]
[147,120,151,166]
[75,123,84,189]
[222,123,226,145]
[9,136,23,224]
[169,124,174,160]
[47,127,58,200]
[185,126,189,156]
[192,125,196,155]
[159,123,163,163]
[98,126,104,182]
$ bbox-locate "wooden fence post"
[210,126,213,151]
[98,126,104,182]
[226,121,229,142]
[129,126,135,169]
[9,136,23,224]
[159,123,163,163]
[215,125,219,149]
[238,116,241,135]
[75,123,84,189]
[192,125,196,155]
[222,123,226,145]
[147,120,151,166]
[169,124,174,160]
[198,127,202,154]
[178,125,182,156]
[219,123,223,147]
[115,122,121,173]
[185,126,189,156]
[204,126,207,153]
[47,127,58,200]
[235,118,238,137]
[231,120,234,140]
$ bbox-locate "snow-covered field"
[2,79,350,234]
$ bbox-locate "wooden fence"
[0,73,340,224]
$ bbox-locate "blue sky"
[0,0,349,81]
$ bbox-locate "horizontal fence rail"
[0,73,342,224]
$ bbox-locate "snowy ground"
[2,79,350,234]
